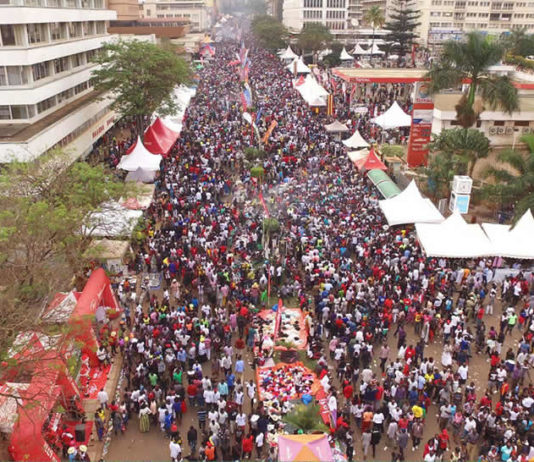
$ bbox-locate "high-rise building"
[0,0,118,162]
[282,0,348,37]
[416,0,534,49]
[140,0,213,32]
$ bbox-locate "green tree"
[483,134,534,221]
[502,28,534,58]
[297,23,333,55]
[251,15,288,50]
[0,150,129,353]
[426,32,519,128]
[322,41,343,67]
[431,128,490,177]
[283,403,330,433]
[364,5,385,58]
[384,0,420,62]
[91,40,190,134]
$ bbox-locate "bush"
[505,53,534,71]
[250,166,265,178]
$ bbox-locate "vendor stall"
[84,239,131,274]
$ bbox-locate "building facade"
[282,0,348,35]
[0,0,118,162]
[417,0,534,48]
[140,0,213,32]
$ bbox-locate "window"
[82,22,89,36]
[494,120,505,126]
[1,25,16,46]
[27,23,46,44]
[304,10,322,18]
[467,12,476,16]
[73,81,89,94]
[431,11,441,16]
[96,21,105,34]
[502,2,512,8]
[57,88,73,104]
[515,121,529,126]
[467,1,478,5]
[68,22,81,38]
[72,52,85,68]
[479,12,489,15]
[326,10,344,17]
[50,22,65,41]
[37,96,56,114]
[6,66,27,85]
[480,1,489,5]
[326,0,344,7]
[0,67,6,86]
[11,105,29,119]
[54,57,69,74]
[490,13,499,19]
[32,61,50,81]
[492,2,502,7]
[0,106,10,120]
[515,13,525,17]
[431,0,442,4]
[304,0,322,7]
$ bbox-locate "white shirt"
[169,441,182,458]
[97,390,108,404]
[236,413,247,426]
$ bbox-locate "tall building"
[282,0,348,36]
[0,0,117,162]
[108,0,139,20]
[417,0,534,49]
[140,0,213,32]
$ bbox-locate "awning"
[143,118,179,156]
[367,169,401,198]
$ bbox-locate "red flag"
[349,84,357,103]
[330,78,337,94]
[258,191,269,217]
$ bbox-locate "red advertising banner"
[407,82,434,167]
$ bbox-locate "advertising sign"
[407,82,434,167]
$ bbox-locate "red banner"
[407,82,434,167]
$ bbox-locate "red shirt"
[242,436,254,453]
[343,385,353,399]
[187,384,197,397]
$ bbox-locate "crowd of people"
[95,23,534,462]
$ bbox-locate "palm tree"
[283,403,330,433]
[363,6,385,58]
[431,127,490,177]
[483,134,534,221]
[426,31,519,128]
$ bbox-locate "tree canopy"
[483,134,534,221]
[426,32,519,128]
[91,39,190,133]
[384,0,420,61]
[297,23,333,54]
[251,15,288,50]
[0,150,129,353]
[503,28,534,58]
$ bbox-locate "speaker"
[75,424,86,442]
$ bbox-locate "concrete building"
[108,17,190,38]
[282,0,349,35]
[416,0,534,49]
[140,0,213,32]
[108,0,139,20]
[0,0,118,162]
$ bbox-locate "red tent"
[8,340,82,462]
[69,268,120,366]
[355,147,387,171]
[143,118,179,156]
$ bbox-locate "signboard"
[449,192,470,214]
[407,82,434,167]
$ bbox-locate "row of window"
[0,22,106,47]
[432,0,531,4]
[0,81,90,120]
[0,0,104,8]
[303,9,322,18]
[0,50,97,87]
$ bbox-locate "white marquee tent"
[340,47,354,60]
[287,57,311,74]
[295,75,328,106]
[482,210,534,259]
[370,43,385,55]
[279,46,298,60]
[415,211,493,258]
[379,180,444,226]
[325,120,349,133]
[352,44,370,55]
[372,101,412,130]
[347,149,369,163]
[117,136,162,172]
[342,129,370,149]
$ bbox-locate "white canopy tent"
[295,75,328,106]
[370,43,385,55]
[347,149,369,163]
[160,117,182,134]
[342,129,370,149]
[279,46,298,60]
[482,210,534,259]
[352,44,370,55]
[340,47,354,60]
[83,202,144,238]
[415,211,493,258]
[379,180,444,226]
[117,136,162,172]
[325,120,349,133]
[287,57,311,74]
[372,102,412,130]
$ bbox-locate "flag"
[342,82,347,96]
[255,108,263,124]
[242,87,252,108]
[240,92,248,111]
[350,84,357,104]
[327,94,334,116]
[258,191,269,217]
[330,78,337,94]
[294,75,306,86]
[228,59,240,66]
[262,120,278,144]
[242,112,252,124]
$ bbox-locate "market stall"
[257,306,308,351]
[83,239,131,274]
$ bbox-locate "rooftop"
[332,68,428,83]
[433,93,534,113]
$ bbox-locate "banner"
[262,120,278,144]
[407,81,434,167]
[258,191,269,217]
[327,94,334,116]
[274,298,283,338]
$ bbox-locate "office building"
[0,0,117,162]
[140,0,214,32]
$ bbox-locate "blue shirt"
[235,360,244,373]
